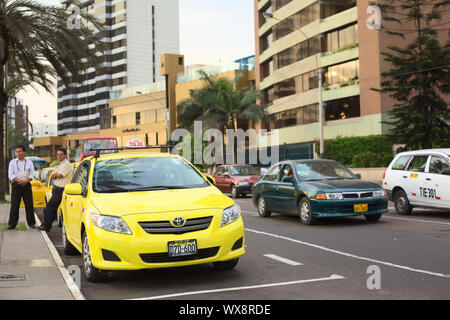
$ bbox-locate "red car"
[212,165,261,198]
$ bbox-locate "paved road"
[36,196,450,300]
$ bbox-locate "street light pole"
[262,12,325,159]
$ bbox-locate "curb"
[34,212,85,300]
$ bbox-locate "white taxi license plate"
[168,239,197,257]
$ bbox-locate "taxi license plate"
[354,204,368,213]
[168,240,197,257]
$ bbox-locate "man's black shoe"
[6,225,15,230]
[38,225,50,232]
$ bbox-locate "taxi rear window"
[391,155,411,170]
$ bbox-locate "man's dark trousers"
[9,182,36,227]
[43,187,64,230]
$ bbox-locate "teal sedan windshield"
[295,160,356,181]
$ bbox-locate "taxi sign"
[126,139,146,148]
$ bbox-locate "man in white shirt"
[38,148,73,232]
[7,145,36,230]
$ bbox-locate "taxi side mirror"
[355,173,362,179]
[65,183,83,195]
[31,180,45,188]
[441,168,450,176]
[206,175,216,185]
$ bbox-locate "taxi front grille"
[343,192,373,199]
[140,247,220,263]
[139,216,213,235]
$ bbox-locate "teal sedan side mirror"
[281,176,295,184]
[355,173,362,179]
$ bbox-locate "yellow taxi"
[20,167,55,208]
[60,152,245,282]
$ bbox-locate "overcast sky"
[18,0,255,126]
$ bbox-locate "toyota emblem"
[172,217,186,227]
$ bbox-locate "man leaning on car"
[38,148,72,232]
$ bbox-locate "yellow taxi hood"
[90,186,234,217]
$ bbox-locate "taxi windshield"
[93,157,209,193]
[32,160,48,171]
[294,160,356,181]
[230,166,260,176]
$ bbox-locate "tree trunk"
[0,97,6,202]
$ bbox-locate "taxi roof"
[397,149,450,157]
[87,151,177,161]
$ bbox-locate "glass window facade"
[274,36,320,69]
[262,70,319,105]
[325,24,358,54]
[265,104,319,130]
[320,0,355,19]
[325,59,359,90]
[325,96,360,121]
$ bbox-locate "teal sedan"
[252,160,388,225]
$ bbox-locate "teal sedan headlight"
[325,193,344,200]
[373,189,387,197]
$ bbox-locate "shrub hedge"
[315,135,394,168]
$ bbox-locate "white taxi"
[383,149,450,214]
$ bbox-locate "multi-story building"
[57,0,180,135]
[254,0,449,159]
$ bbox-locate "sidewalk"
[0,202,75,300]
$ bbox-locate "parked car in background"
[213,165,261,198]
[383,149,450,214]
[252,160,388,225]
[27,157,49,179]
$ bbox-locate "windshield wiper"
[127,186,190,191]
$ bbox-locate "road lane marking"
[383,215,450,226]
[129,274,345,300]
[264,254,303,266]
[246,228,450,279]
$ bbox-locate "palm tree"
[0,0,104,200]
[178,70,266,132]
[177,70,267,165]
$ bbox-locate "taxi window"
[391,155,411,170]
[407,156,429,172]
[429,156,449,174]
[72,162,90,195]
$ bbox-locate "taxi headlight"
[373,190,387,197]
[90,213,132,235]
[221,204,241,227]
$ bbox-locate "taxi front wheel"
[394,190,413,215]
[82,231,108,282]
[213,258,239,271]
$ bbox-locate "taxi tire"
[394,189,413,215]
[257,196,271,217]
[299,197,318,225]
[61,219,79,256]
[213,258,239,271]
[82,231,107,282]
[231,185,239,198]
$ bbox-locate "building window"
[136,112,141,126]
[325,24,358,54]
[112,115,117,128]
[325,96,360,121]
[325,59,359,90]
[265,104,319,130]
[275,36,320,70]
[272,3,319,42]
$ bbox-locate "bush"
[315,135,394,167]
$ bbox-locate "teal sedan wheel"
[299,198,317,225]
[257,196,271,217]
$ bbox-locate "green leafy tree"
[378,0,450,149]
[177,70,267,164]
[0,0,104,201]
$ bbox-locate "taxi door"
[422,155,450,208]
[65,161,90,247]
[274,164,297,214]
[404,155,430,206]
